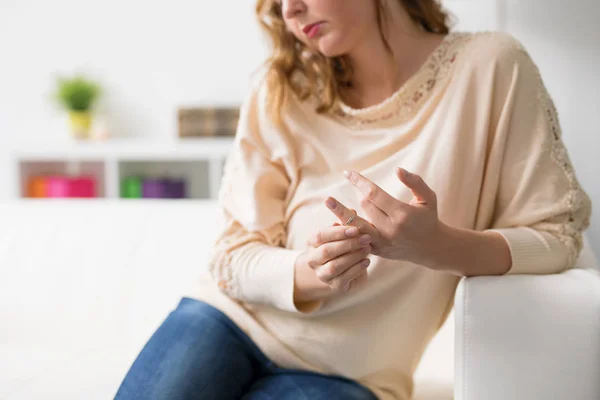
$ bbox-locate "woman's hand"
[325,168,442,267]
[296,223,372,294]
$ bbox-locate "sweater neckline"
[333,31,469,127]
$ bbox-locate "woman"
[116,0,592,399]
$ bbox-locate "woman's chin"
[315,36,348,58]
[316,44,346,58]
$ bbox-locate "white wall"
[0,0,267,141]
[0,108,9,200]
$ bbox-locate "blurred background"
[0,1,598,399]
[0,0,598,245]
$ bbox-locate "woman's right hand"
[298,224,372,294]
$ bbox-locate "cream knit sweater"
[187,31,592,400]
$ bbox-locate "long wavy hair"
[255,0,452,128]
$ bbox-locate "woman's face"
[278,0,379,57]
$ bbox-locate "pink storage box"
[45,176,70,198]
[41,176,97,198]
[69,176,97,198]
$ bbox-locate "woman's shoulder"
[461,31,526,52]
[456,31,537,74]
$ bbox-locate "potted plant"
[53,74,102,139]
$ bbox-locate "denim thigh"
[114,297,270,400]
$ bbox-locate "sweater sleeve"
[482,34,592,275]
[208,80,305,312]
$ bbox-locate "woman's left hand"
[325,168,443,266]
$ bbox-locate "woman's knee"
[115,298,258,400]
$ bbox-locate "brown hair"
[255,0,452,127]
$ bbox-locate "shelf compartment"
[118,159,210,200]
[18,160,106,199]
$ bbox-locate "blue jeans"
[115,297,377,400]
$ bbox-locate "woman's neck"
[340,5,444,109]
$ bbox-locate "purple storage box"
[142,178,187,199]
[164,178,186,199]
[142,179,165,198]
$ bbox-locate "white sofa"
[1,200,599,400]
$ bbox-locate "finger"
[313,235,372,267]
[343,170,400,215]
[330,258,371,292]
[315,246,371,282]
[325,196,353,225]
[359,195,390,228]
[325,197,380,240]
[396,168,437,207]
[306,224,360,248]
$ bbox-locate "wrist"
[428,222,512,277]
[293,251,332,305]
[426,221,460,273]
[426,221,476,275]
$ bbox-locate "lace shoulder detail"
[522,50,593,266]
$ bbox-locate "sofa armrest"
[454,245,600,400]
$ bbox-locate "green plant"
[54,74,102,112]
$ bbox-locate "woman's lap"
[114,298,262,400]
[114,297,376,400]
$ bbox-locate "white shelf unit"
[10,137,235,200]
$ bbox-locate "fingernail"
[359,234,371,245]
[326,198,336,209]
[362,259,371,267]
[345,227,359,237]
[343,170,352,180]
[362,245,371,253]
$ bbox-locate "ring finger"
[326,197,381,244]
